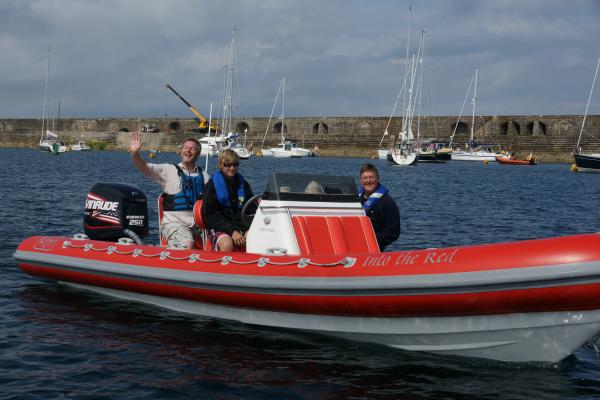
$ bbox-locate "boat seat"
[158,194,207,250]
[192,199,211,251]
[158,194,166,246]
[291,215,380,255]
[304,181,324,194]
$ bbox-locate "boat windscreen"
[262,173,359,202]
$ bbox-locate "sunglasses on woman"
[222,162,239,168]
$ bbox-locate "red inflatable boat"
[495,155,538,165]
[13,173,600,363]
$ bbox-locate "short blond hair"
[219,149,239,164]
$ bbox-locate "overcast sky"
[1,0,600,119]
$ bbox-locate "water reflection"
[12,282,597,399]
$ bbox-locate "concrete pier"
[1,115,598,161]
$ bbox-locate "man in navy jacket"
[358,163,400,251]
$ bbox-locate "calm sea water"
[1,148,599,399]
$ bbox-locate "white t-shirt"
[144,163,210,228]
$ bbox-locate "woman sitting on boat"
[202,149,257,252]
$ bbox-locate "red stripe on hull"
[20,263,600,317]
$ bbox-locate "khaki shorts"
[161,222,199,246]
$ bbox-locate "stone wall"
[1,115,598,161]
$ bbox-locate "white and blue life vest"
[358,184,388,212]
[163,164,204,211]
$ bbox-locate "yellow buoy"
[570,164,578,172]
[483,160,489,165]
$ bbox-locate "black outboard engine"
[84,183,148,243]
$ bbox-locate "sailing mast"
[400,6,412,137]
[413,30,426,147]
[576,57,600,151]
[40,47,50,145]
[221,25,236,137]
[449,72,475,148]
[260,77,283,148]
[469,68,478,152]
[281,75,286,141]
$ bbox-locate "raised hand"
[130,131,143,154]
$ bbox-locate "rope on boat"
[62,239,356,268]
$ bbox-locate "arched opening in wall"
[451,121,468,135]
[274,122,287,135]
[236,122,250,134]
[527,122,535,135]
[169,121,181,132]
[539,122,546,135]
[501,122,509,135]
[119,128,129,132]
[313,122,328,134]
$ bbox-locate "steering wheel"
[241,193,262,226]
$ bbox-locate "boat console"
[246,173,380,256]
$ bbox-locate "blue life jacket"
[212,171,246,208]
[358,184,388,213]
[163,164,204,211]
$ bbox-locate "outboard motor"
[84,183,148,243]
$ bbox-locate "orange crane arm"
[165,83,208,129]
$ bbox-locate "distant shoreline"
[0,114,597,163]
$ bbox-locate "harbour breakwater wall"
[1,115,598,161]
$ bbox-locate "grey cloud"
[0,0,599,118]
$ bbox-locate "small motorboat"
[495,154,537,165]
[14,173,600,363]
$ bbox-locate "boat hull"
[63,282,600,363]
[574,153,600,171]
[495,156,537,165]
[14,233,600,362]
[388,150,418,166]
[418,151,451,163]
[452,151,500,162]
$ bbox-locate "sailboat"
[385,8,417,166]
[39,48,66,154]
[260,76,315,158]
[573,57,600,171]
[219,26,251,160]
[388,52,418,166]
[450,69,503,162]
[411,31,450,164]
[71,133,91,151]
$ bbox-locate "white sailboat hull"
[39,139,67,153]
[70,140,91,151]
[231,146,251,160]
[272,149,293,158]
[452,151,502,162]
[291,148,315,157]
[390,149,418,166]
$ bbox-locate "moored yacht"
[573,57,600,172]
